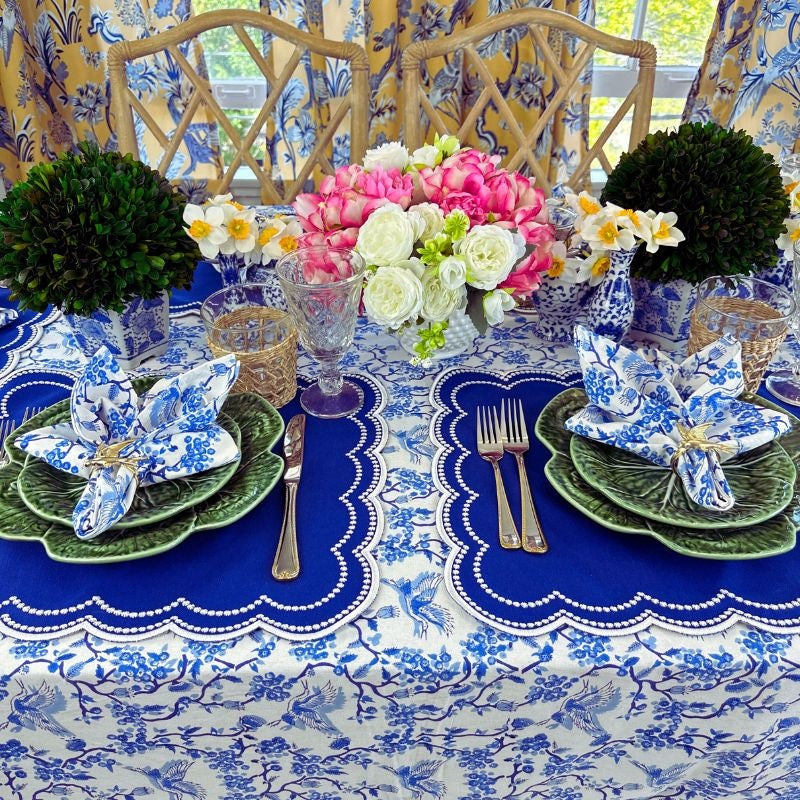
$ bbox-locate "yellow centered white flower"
[777,218,800,257]
[564,192,603,231]
[362,265,424,329]
[580,212,636,252]
[456,225,524,289]
[356,204,417,267]
[606,203,651,240]
[253,217,303,264]
[787,181,800,214]
[576,250,612,286]
[220,209,257,254]
[643,211,685,253]
[183,203,228,259]
[544,243,578,282]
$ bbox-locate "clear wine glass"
[766,241,800,405]
[276,246,365,418]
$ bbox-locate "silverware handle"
[491,462,521,549]
[272,482,300,580]
[515,454,548,553]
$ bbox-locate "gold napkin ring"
[86,438,143,475]
[670,422,737,470]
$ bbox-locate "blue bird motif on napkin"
[16,346,240,539]
[566,326,792,510]
[128,759,206,800]
[383,759,446,800]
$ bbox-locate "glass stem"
[317,359,343,396]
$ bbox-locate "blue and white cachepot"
[585,246,637,341]
[65,292,170,370]
[629,276,696,345]
[529,278,592,343]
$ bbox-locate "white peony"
[438,255,467,290]
[413,202,446,243]
[483,289,516,325]
[457,225,524,289]
[362,266,424,329]
[410,144,440,169]
[363,141,410,172]
[356,204,418,266]
[420,269,467,322]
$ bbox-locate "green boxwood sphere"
[0,142,200,315]
[600,122,789,284]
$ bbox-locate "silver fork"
[502,398,548,554]
[476,406,521,550]
[0,407,43,465]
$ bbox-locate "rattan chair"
[108,10,369,203]
[401,8,656,192]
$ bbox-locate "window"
[591,0,717,171]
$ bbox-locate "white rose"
[410,144,440,169]
[457,225,524,289]
[405,208,427,242]
[438,255,467,290]
[363,141,410,172]
[413,202,446,243]
[420,269,467,322]
[394,257,426,279]
[483,289,516,326]
[363,266,423,329]
[356,204,417,267]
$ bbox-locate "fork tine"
[500,400,507,442]
[476,406,483,445]
[490,406,501,445]
[517,399,529,443]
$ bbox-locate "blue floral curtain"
[682,0,800,158]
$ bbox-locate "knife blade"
[272,413,306,581]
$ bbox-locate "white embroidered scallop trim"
[430,365,800,637]
[0,371,388,642]
[0,307,61,381]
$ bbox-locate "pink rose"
[355,166,414,208]
[514,212,555,246]
[319,164,364,194]
[500,248,552,298]
[440,191,488,225]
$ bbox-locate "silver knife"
[272,414,306,581]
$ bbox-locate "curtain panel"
[682,0,800,158]
[0,0,221,195]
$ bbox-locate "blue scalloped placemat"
[430,366,800,636]
[0,371,386,641]
[0,289,59,377]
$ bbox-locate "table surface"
[1,280,799,800]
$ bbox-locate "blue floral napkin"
[566,325,791,510]
[16,346,241,539]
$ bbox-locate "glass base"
[766,371,800,406]
[300,380,362,419]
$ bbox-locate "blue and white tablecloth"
[2,284,800,799]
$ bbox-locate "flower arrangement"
[777,160,800,258]
[183,194,303,266]
[539,191,684,288]
[600,122,788,283]
[0,143,198,315]
[292,136,557,361]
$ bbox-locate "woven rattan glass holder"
[201,284,298,408]
[688,275,795,393]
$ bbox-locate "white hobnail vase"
[399,311,479,360]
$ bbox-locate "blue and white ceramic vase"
[529,278,592,343]
[629,276,696,345]
[585,246,637,341]
[212,253,249,286]
[65,292,170,370]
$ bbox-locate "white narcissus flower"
[605,203,651,240]
[643,211,685,253]
[413,202,446,243]
[183,204,228,259]
[363,141,410,172]
[410,144,440,169]
[438,255,467,290]
[786,179,800,215]
[362,265,423,329]
[253,217,303,263]
[356,204,417,266]
[420,268,466,322]
[576,250,612,286]
[777,218,800,257]
[564,191,603,232]
[544,242,580,282]
[580,211,636,252]
[483,289,516,325]
[220,208,257,254]
[457,225,525,289]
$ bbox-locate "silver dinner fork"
[0,407,44,465]
[502,398,548,554]
[476,406,521,550]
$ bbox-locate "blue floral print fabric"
[565,326,791,510]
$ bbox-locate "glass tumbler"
[276,246,366,419]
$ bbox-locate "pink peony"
[355,166,414,208]
[293,188,389,233]
[319,164,364,194]
[500,250,551,298]
[439,191,488,225]
[514,212,555,246]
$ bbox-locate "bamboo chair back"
[108,10,369,203]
